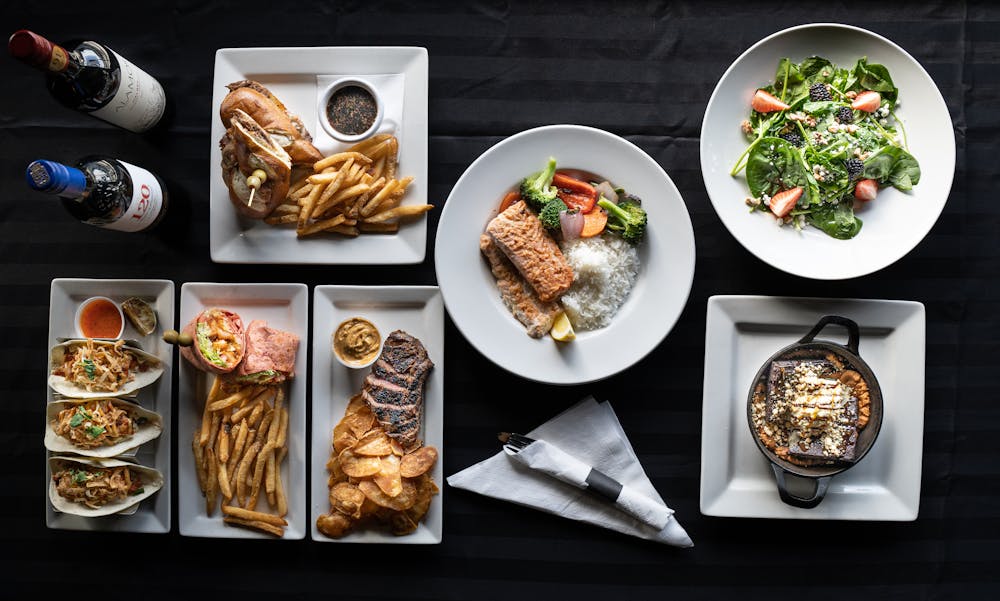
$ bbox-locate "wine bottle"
[8,30,166,133]
[25,156,168,232]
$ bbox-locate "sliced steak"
[362,331,433,451]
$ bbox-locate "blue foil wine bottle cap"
[26,160,87,197]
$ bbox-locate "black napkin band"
[585,468,623,502]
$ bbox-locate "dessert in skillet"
[750,350,871,465]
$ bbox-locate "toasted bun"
[220,81,324,166]
[221,109,291,219]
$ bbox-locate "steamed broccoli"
[538,198,568,230]
[519,157,559,210]
[598,197,647,244]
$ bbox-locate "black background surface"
[1,1,998,598]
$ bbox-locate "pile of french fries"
[265,133,433,237]
[193,379,289,537]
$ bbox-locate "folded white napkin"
[447,397,693,547]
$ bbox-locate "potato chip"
[390,438,405,457]
[352,430,394,457]
[345,394,366,416]
[316,512,353,538]
[339,449,381,478]
[373,453,403,497]
[359,478,417,511]
[389,511,418,536]
[400,446,438,478]
[345,408,375,439]
[329,482,366,519]
[332,420,358,454]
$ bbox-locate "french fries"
[193,378,290,537]
[261,134,431,237]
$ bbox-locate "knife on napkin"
[499,432,673,531]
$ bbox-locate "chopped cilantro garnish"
[82,359,96,379]
[71,469,89,484]
[85,425,106,438]
[130,487,145,496]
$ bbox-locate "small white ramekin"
[75,296,125,340]
[318,77,385,143]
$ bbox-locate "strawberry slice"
[768,187,803,218]
[851,91,881,113]
[854,179,878,202]
[751,89,790,113]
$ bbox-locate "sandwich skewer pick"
[246,169,267,208]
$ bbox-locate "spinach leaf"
[807,200,863,239]
[803,100,840,115]
[852,58,898,102]
[773,58,806,100]
[746,137,815,201]
[799,56,834,81]
[862,146,921,190]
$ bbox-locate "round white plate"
[700,23,955,280]
[435,124,695,385]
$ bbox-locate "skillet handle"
[771,464,830,509]
[799,315,860,354]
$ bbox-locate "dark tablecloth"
[2,1,997,598]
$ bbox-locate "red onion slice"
[560,209,584,240]
[594,181,618,204]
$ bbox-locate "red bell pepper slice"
[553,172,597,213]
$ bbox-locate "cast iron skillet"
[746,315,883,509]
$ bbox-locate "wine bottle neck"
[26,160,88,198]
[8,30,71,73]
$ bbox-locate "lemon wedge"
[550,311,575,342]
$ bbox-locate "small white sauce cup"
[332,317,383,370]
[75,296,125,340]
[318,77,385,143]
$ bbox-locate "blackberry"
[779,132,803,147]
[845,158,864,180]
[836,106,854,124]
[809,82,832,102]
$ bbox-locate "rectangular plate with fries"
[46,278,174,533]
[310,286,444,543]
[177,282,308,539]
[210,46,429,264]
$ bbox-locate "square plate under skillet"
[700,295,925,520]
[46,278,174,533]
[310,286,443,543]
[177,282,308,539]
[210,46,429,264]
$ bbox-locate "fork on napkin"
[446,397,693,547]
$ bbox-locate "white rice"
[559,234,640,331]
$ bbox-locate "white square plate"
[700,295,925,520]
[46,278,174,533]
[210,46,429,264]
[178,282,308,539]
[311,286,443,543]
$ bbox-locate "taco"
[45,399,162,458]
[49,456,163,517]
[49,339,163,398]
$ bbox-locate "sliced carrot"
[579,208,608,238]
[498,191,520,213]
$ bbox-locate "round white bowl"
[317,77,385,144]
[331,316,383,370]
[75,296,125,340]
[700,23,955,280]
[435,124,696,385]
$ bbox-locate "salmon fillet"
[480,234,562,337]
[485,201,574,303]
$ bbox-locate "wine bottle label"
[48,45,69,71]
[88,50,166,133]
[102,160,165,232]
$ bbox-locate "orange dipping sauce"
[79,298,123,339]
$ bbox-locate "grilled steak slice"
[485,200,574,303]
[480,234,561,337]
[362,331,433,452]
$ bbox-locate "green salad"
[731,56,920,239]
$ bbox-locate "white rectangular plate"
[210,46,429,264]
[311,286,443,543]
[178,282,308,539]
[700,295,925,520]
[46,278,174,533]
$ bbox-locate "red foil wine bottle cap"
[8,30,55,67]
